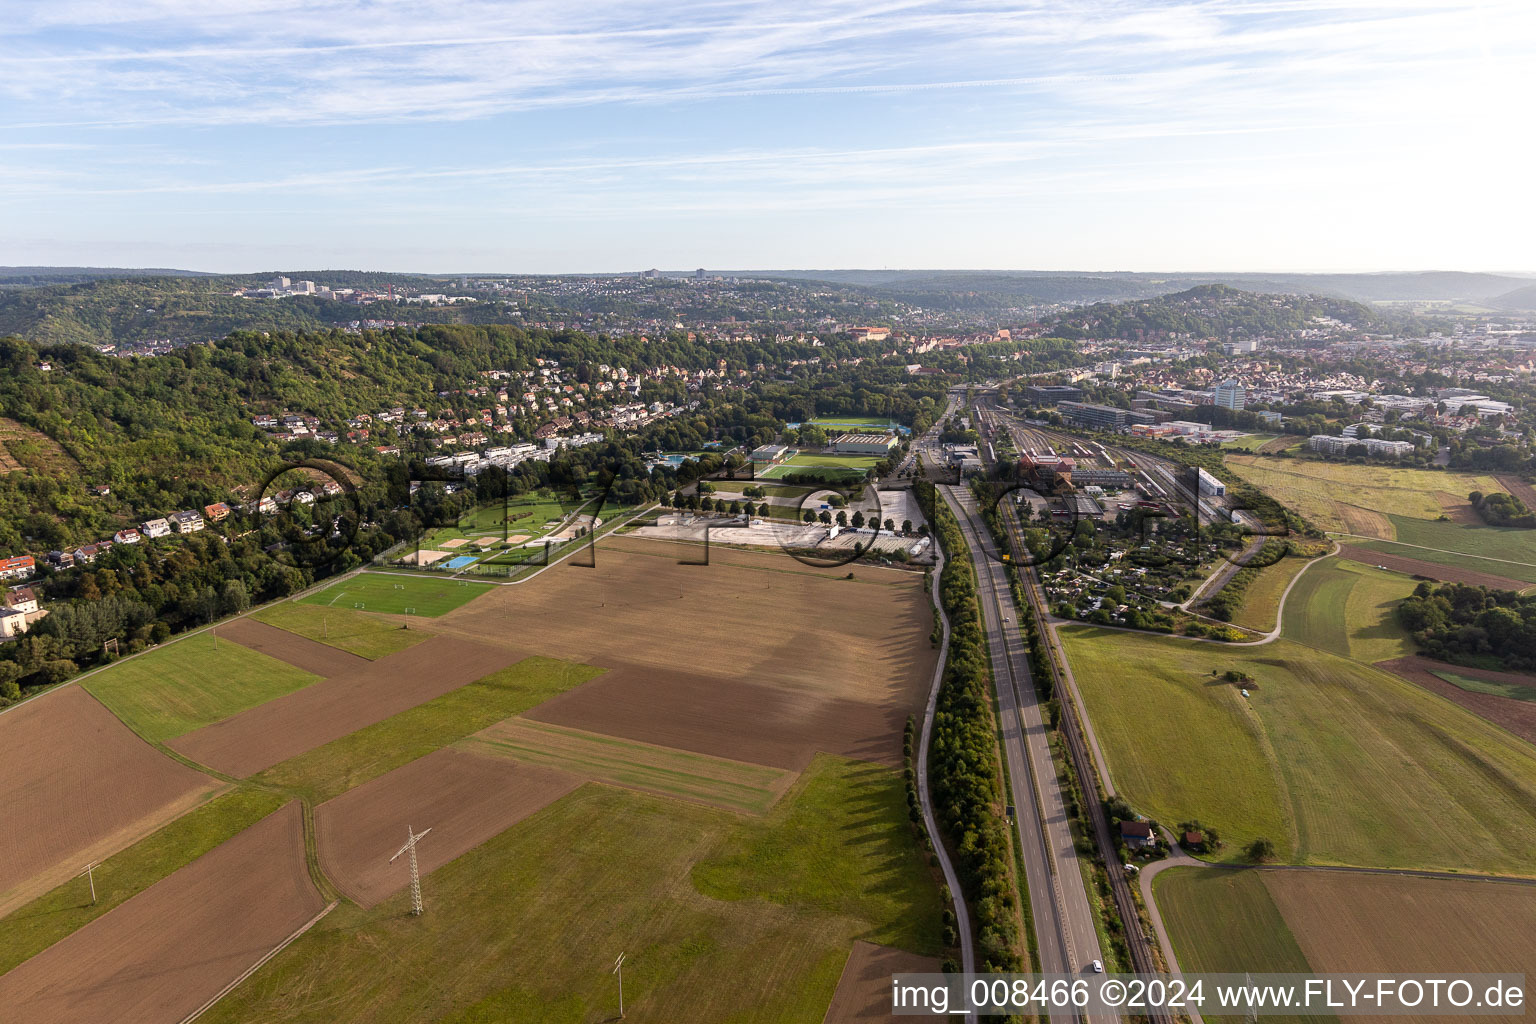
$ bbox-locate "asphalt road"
[939,482,1112,1004]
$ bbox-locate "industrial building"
[1024,384,1085,405]
[1071,468,1134,488]
[829,433,899,456]
[1193,468,1226,497]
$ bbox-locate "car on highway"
[1091,959,1104,973]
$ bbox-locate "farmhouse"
[0,555,34,581]
[203,502,232,522]
[751,444,790,465]
[830,433,899,456]
[1119,820,1154,850]
[141,518,171,539]
[114,528,141,545]
[169,511,205,533]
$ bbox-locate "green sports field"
[1061,625,1536,873]
[83,633,322,742]
[296,572,494,616]
[759,453,881,481]
[1280,557,1417,664]
[200,756,941,1024]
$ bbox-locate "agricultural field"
[252,600,429,659]
[1225,456,1506,534]
[1280,557,1417,664]
[0,686,219,916]
[168,635,524,777]
[1378,655,1536,747]
[464,718,795,814]
[199,758,941,1024]
[295,571,494,617]
[1157,868,1536,1024]
[81,629,322,742]
[0,802,324,1024]
[1060,626,1536,873]
[0,529,944,1023]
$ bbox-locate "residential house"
[71,544,102,565]
[0,606,28,639]
[203,502,232,523]
[48,550,76,569]
[114,528,141,545]
[169,511,205,533]
[4,587,38,614]
[0,555,34,581]
[141,518,172,539]
[1119,821,1155,851]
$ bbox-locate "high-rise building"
[1214,378,1246,411]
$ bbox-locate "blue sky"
[3,1,1532,273]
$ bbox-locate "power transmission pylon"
[390,825,433,916]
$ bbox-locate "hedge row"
[912,478,1023,972]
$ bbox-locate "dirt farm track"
[0,686,218,916]
[316,748,581,907]
[0,801,323,1024]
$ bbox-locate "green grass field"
[296,572,494,617]
[806,417,904,433]
[759,453,880,482]
[1432,669,1536,703]
[83,633,321,742]
[1219,433,1279,452]
[1061,626,1536,873]
[200,757,941,1024]
[253,657,602,803]
[1153,868,1332,1024]
[0,787,284,976]
[1225,457,1505,532]
[1228,554,1320,633]
[252,601,428,660]
[1281,558,1417,664]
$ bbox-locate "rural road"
[940,482,1109,997]
[916,540,978,1022]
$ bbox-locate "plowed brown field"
[315,748,580,907]
[169,635,519,777]
[1337,545,1531,590]
[824,941,944,1022]
[217,617,370,677]
[435,539,937,769]
[1378,655,1536,747]
[0,687,218,917]
[0,801,323,1024]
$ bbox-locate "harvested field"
[527,664,906,770]
[1378,655,1536,747]
[435,538,936,770]
[466,718,795,813]
[169,635,520,777]
[824,941,943,1023]
[1434,491,1481,525]
[1496,474,1536,510]
[315,748,580,908]
[0,801,323,1024]
[218,616,370,677]
[1336,544,1532,590]
[1264,870,1536,1024]
[1337,504,1393,539]
[0,687,217,916]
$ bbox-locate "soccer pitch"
[296,573,495,617]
